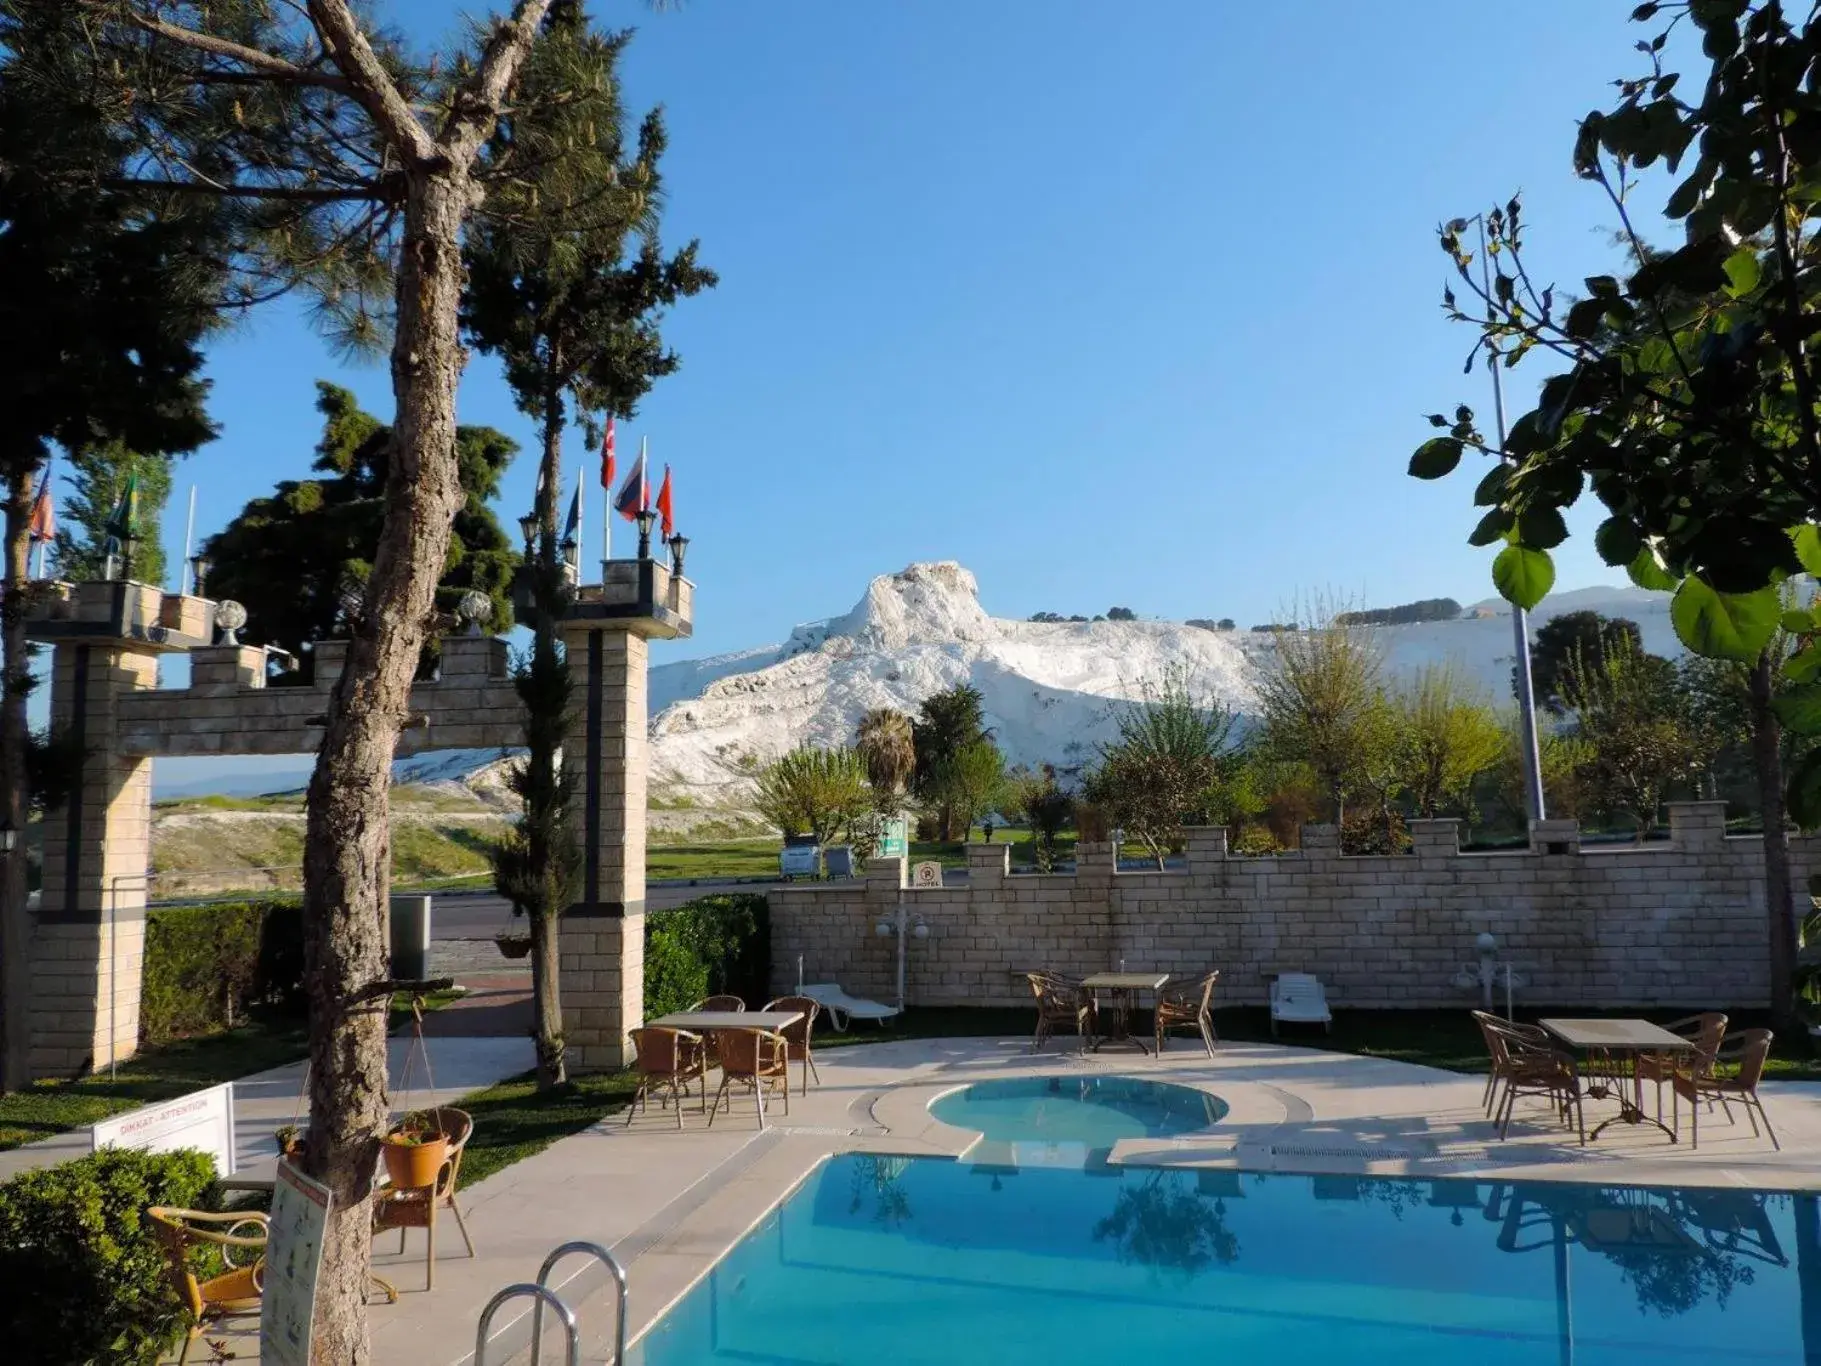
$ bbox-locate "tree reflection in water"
[1092,1172,1239,1281]
[848,1155,914,1228]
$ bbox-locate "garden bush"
[645,893,770,1015]
[0,1146,219,1365]
[142,899,303,1043]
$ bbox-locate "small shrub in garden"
[0,1147,219,1366]
[644,894,771,1011]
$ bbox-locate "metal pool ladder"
[472,1240,628,1366]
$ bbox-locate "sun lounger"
[1269,972,1333,1035]
[798,983,900,1031]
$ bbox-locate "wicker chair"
[1154,970,1220,1057]
[1488,1020,1584,1143]
[372,1105,477,1290]
[708,1027,791,1128]
[626,1026,708,1129]
[1027,972,1095,1053]
[1471,1012,1555,1119]
[762,994,822,1094]
[690,995,746,1013]
[147,1207,269,1366]
[1635,1011,1727,1134]
[1674,1027,1779,1150]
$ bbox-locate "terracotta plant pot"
[495,934,533,960]
[382,1130,449,1190]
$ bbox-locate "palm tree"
[856,708,916,812]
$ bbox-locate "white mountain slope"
[643,562,1682,795]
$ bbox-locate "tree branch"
[102,176,386,203]
[305,0,436,164]
[440,0,557,161]
[117,10,353,91]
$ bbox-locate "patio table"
[1539,1017,1695,1143]
[647,1010,807,1096]
[1079,973,1170,1056]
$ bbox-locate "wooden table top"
[1080,973,1171,991]
[1540,1018,1694,1050]
[646,1010,803,1032]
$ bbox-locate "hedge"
[644,893,771,1017]
[0,1147,219,1366]
[142,900,304,1044]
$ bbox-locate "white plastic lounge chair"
[798,983,901,1032]
[1270,972,1332,1036]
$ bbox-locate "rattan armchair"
[1155,970,1220,1056]
[689,995,746,1012]
[708,1027,791,1128]
[1636,1011,1727,1134]
[372,1105,477,1290]
[147,1206,269,1366]
[762,994,822,1094]
[627,1026,708,1129]
[1027,971,1095,1053]
[1472,1011,1555,1120]
[1674,1026,1779,1150]
[1487,1020,1584,1143]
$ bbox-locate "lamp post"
[189,554,211,599]
[668,534,689,578]
[518,513,538,555]
[635,509,657,561]
[1452,211,1547,825]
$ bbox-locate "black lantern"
[635,509,657,560]
[668,534,689,577]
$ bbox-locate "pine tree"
[53,443,175,587]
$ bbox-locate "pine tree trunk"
[530,908,565,1086]
[1749,650,1799,1033]
[531,370,566,1089]
[0,465,34,1092]
[300,170,474,1366]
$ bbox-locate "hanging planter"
[381,1110,450,1189]
[494,933,533,959]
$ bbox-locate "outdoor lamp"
[189,554,211,598]
[875,919,893,938]
[0,820,15,856]
[669,534,689,577]
[635,508,657,560]
[1475,932,1498,954]
[518,513,538,552]
[912,918,929,940]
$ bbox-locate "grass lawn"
[454,1069,642,1187]
[647,841,781,881]
[0,993,460,1153]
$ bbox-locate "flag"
[104,472,140,542]
[561,479,581,545]
[600,417,616,490]
[654,464,674,540]
[27,472,54,544]
[612,438,648,522]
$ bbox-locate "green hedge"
[142,900,304,1044]
[644,893,771,1017]
[0,1147,219,1365]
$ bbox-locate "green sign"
[879,817,908,858]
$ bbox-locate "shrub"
[142,899,303,1043]
[0,1147,219,1366]
[645,894,771,1013]
[1230,825,1283,856]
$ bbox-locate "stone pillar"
[559,626,649,1072]
[965,841,1009,892]
[32,641,159,1075]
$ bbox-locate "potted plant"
[494,932,533,959]
[381,1110,450,1189]
[274,1125,307,1162]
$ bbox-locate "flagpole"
[180,485,197,595]
[602,475,612,568]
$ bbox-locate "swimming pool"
[929,1075,1227,1164]
[631,1155,1820,1365]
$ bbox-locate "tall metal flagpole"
[1479,214,1548,823]
[179,485,197,595]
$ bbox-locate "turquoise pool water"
[928,1075,1227,1163]
[632,1155,1821,1365]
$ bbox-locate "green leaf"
[1773,683,1821,734]
[1517,504,1569,549]
[1594,516,1641,567]
[1408,437,1462,479]
[1472,464,1511,507]
[1722,245,1761,297]
[1791,525,1821,576]
[1491,545,1554,610]
[1469,508,1514,547]
[1565,299,1606,340]
[1627,546,1680,592]
[1787,643,1821,684]
[1789,749,1821,831]
[1783,610,1816,634]
[1670,577,1779,662]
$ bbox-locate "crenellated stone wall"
[770,803,1813,1011]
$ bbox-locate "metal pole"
[1479,214,1548,824]
[179,485,197,595]
[895,894,907,1013]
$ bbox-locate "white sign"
[91,1082,236,1175]
[261,1161,333,1366]
[911,860,944,888]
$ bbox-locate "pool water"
[631,1156,1821,1365]
[929,1075,1227,1164]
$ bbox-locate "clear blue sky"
[153,0,1663,660]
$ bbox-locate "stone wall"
[770,803,1816,1012]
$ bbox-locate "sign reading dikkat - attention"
[90,1082,237,1174]
[260,1161,333,1366]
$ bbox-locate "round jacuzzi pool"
[929,1075,1227,1150]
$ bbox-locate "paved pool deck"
[188,1033,1821,1366]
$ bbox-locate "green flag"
[104,472,139,543]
